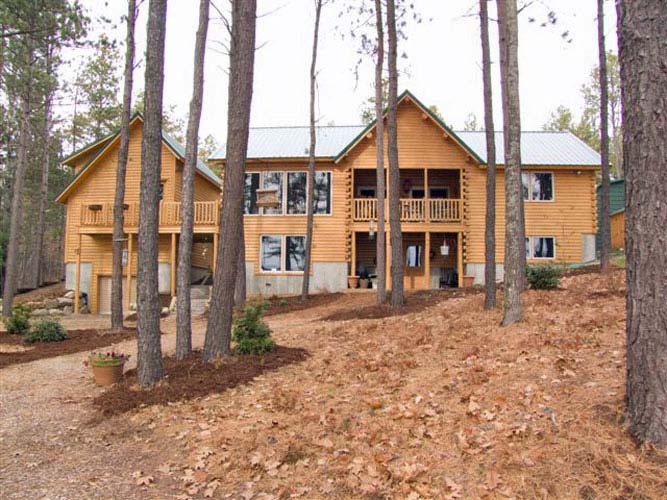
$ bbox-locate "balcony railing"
[80,201,220,229]
[353,198,461,223]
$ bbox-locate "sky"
[72,0,618,144]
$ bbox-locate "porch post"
[424,168,429,223]
[212,232,218,272]
[386,229,391,290]
[126,233,133,311]
[351,231,357,277]
[170,233,176,297]
[457,232,464,288]
[424,231,431,289]
[74,234,81,313]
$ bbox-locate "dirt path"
[0,294,373,499]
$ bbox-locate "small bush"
[526,265,562,289]
[233,303,276,354]
[24,320,68,343]
[4,304,31,335]
[88,351,129,367]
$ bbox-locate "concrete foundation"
[246,262,347,296]
[65,262,92,296]
[465,263,505,286]
[581,233,596,262]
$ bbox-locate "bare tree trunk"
[136,0,167,386]
[374,0,386,305]
[617,0,667,448]
[111,0,136,330]
[36,88,52,288]
[598,0,612,272]
[301,0,323,301]
[480,0,496,309]
[498,0,523,326]
[2,94,30,317]
[234,222,246,309]
[386,0,403,308]
[176,0,210,360]
[204,0,256,361]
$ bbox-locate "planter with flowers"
[87,351,130,386]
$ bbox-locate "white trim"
[258,233,307,274]
[522,171,555,202]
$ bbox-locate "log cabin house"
[58,91,601,313]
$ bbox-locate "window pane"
[261,235,281,271]
[525,237,531,258]
[263,172,283,214]
[285,236,306,271]
[533,237,555,258]
[287,172,307,214]
[359,188,375,198]
[411,189,425,199]
[406,245,422,267]
[521,172,530,200]
[244,173,259,214]
[532,173,553,201]
[313,172,331,214]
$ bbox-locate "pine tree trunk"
[374,0,386,305]
[386,0,403,308]
[204,0,256,361]
[301,0,323,301]
[36,86,52,288]
[111,0,136,330]
[480,0,496,309]
[2,94,30,317]
[176,0,210,360]
[136,0,167,385]
[234,222,246,309]
[598,0,612,272]
[498,0,523,326]
[617,0,667,448]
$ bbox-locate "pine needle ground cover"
[113,269,666,499]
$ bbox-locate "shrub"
[4,304,31,335]
[233,303,276,354]
[87,351,130,367]
[526,265,562,289]
[24,320,67,343]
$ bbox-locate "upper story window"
[522,172,554,201]
[245,171,332,215]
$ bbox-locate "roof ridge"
[249,124,364,130]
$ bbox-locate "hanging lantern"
[440,240,450,256]
[255,187,280,208]
[369,219,375,240]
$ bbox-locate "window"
[522,172,554,201]
[410,188,425,199]
[244,173,260,214]
[260,235,306,272]
[406,245,423,267]
[287,172,307,214]
[159,182,165,201]
[260,235,282,271]
[285,236,306,271]
[313,171,332,214]
[525,236,555,259]
[262,172,283,214]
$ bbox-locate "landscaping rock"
[63,305,73,315]
[32,309,48,316]
[64,290,75,299]
[79,305,90,314]
[57,297,74,307]
[47,309,64,316]
[43,299,60,309]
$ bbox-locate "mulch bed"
[322,287,482,321]
[13,282,66,305]
[0,328,137,369]
[262,292,343,317]
[92,346,309,418]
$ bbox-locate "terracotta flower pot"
[359,278,370,289]
[347,276,359,289]
[91,363,125,386]
[463,275,475,288]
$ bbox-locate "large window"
[522,172,554,201]
[244,173,260,214]
[525,236,555,259]
[244,171,332,215]
[260,235,306,272]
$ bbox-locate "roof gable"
[56,115,221,203]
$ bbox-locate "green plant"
[233,303,276,354]
[87,351,130,367]
[278,299,288,307]
[23,320,67,343]
[526,265,562,289]
[4,304,31,335]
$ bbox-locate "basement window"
[526,236,555,259]
[260,235,306,272]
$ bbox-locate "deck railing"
[80,201,220,229]
[353,198,462,223]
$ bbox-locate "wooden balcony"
[79,201,220,232]
[353,198,462,223]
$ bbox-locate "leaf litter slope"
[118,269,667,499]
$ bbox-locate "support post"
[424,168,429,223]
[386,230,391,290]
[126,233,133,311]
[457,232,464,288]
[351,231,357,277]
[425,231,430,289]
[212,232,218,272]
[74,234,81,313]
[170,232,176,297]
